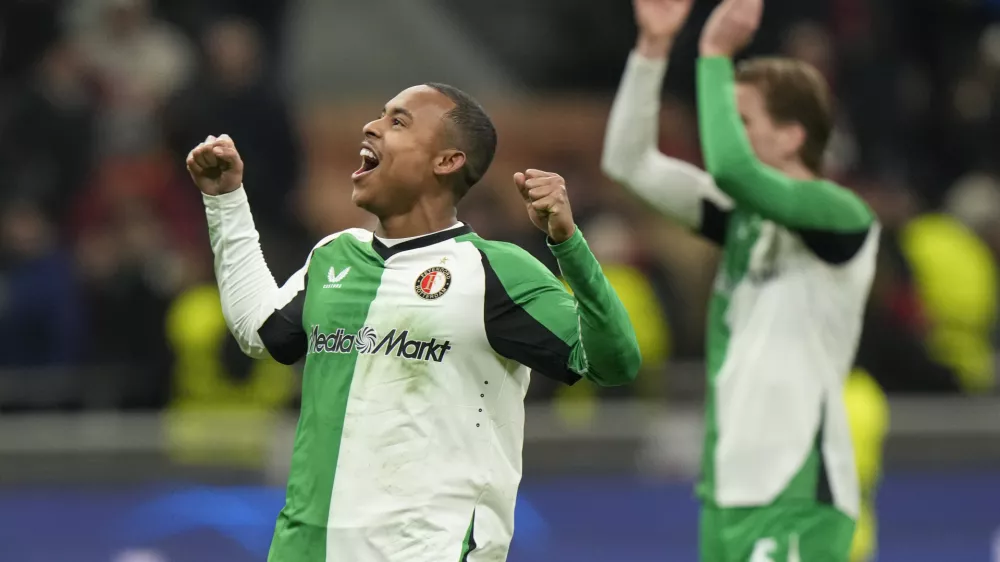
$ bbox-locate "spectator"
[70,151,208,409]
[154,0,292,59]
[164,17,306,278]
[0,199,83,368]
[74,198,178,409]
[71,152,205,257]
[0,40,96,220]
[164,19,299,220]
[165,283,297,411]
[856,180,996,394]
[75,0,195,155]
[900,209,998,394]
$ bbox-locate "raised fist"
[186,134,244,196]
[514,169,576,244]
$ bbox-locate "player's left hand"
[634,0,694,42]
[515,169,576,244]
[699,0,763,57]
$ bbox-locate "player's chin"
[350,181,378,211]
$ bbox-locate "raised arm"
[475,169,641,385]
[696,57,871,233]
[696,0,872,235]
[548,230,642,385]
[603,52,733,241]
[603,0,732,243]
[203,187,309,362]
[190,135,309,364]
[474,233,641,386]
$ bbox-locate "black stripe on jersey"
[461,511,477,561]
[478,250,581,385]
[372,224,474,261]
[699,199,731,246]
[258,272,308,365]
[796,227,871,265]
[815,400,833,505]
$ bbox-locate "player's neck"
[375,207,459,239]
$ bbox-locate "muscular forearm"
[549,229,641,386]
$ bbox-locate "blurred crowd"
[0,0,998,413]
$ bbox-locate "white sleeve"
[204,186,305,359]
[601,51,733,232]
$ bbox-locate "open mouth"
[352,145,380,179]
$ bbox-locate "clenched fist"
[186,134,244,196]
[514,169,576,244]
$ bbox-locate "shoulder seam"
[468,237,532,255]
[474,239,545,270]
[311,228,373,250]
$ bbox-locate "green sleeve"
[697,56,873,232]
[472,230,641,387]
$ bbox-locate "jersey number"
[749,535,801,562]
[749,538,777,562]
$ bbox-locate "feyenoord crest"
[415,266,451,300]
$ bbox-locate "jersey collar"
[372,224,474,261]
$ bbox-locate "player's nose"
[363,119,381,139]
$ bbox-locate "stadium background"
[2,0,1000,560]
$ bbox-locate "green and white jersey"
[203,187,640,562]
[604,53,879,518]
[700,208,876,517]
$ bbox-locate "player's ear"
[778,122,807,162]
[434,149,467,177]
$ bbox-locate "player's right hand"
[186,134,244,196]
[515,169,577,244]
[699,0,763,58]
[634,0,694,53]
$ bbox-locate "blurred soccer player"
[188,84,640,562]
[602,0,879,560]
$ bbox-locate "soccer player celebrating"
[188,83,640,561]
[602,0,879,560]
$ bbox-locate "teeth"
[360,148,377,161]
